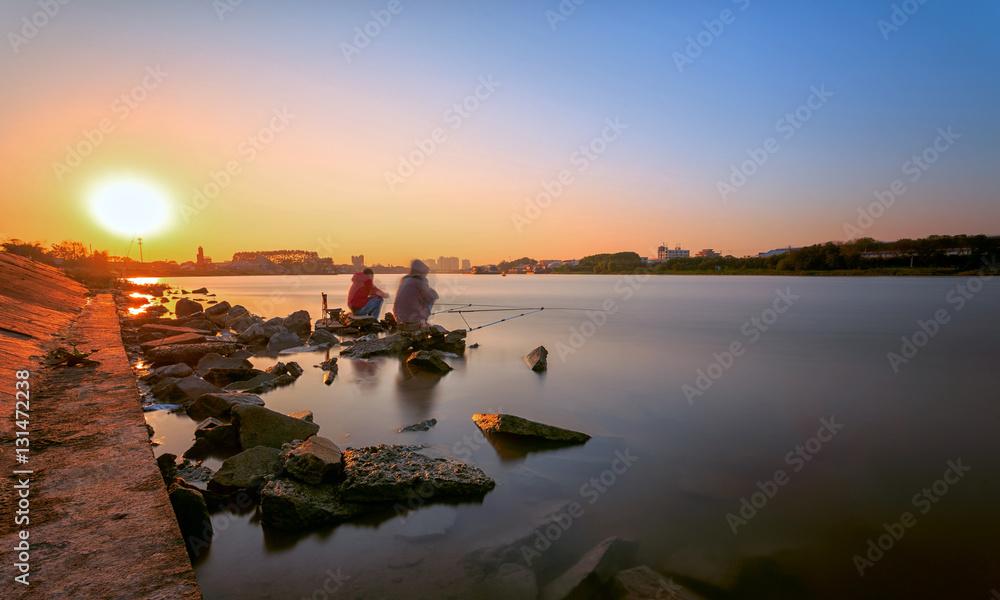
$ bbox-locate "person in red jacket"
[348,268,388,319]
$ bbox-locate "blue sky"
[1,0,997,262]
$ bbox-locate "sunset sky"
[1,0,997,265]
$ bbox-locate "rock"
[278,345,323,355]
[138,323,211,342]
[174,313,216,332]
[175,298,205,318]
[156,453,178,480]
[231,349,254,359]
[175,460,214,484]
[288,410,313,422]
[525,346,548,372]
[323,371,336,385]
[339,312,378,328]
[612,566,687,600]
[339,334,412,359]
[307,329,339,347]
[193,417,240,451]
[266,331,303,353]
[285,361,304,378]
[472,563,538,600]
[259,477,367,531]
[238,321,289,345]
[204,301,231,316]
[222,372,285,393]
[472,413,590,444]
[191,287,209,295]
[146,342,244,367]
[209,446,284,491]
[383,312,397,327]
[151,375,224,406]
[284,436,343,485]
[319,357,338,371]
[231,404,320,450]
[167,480,213,558]
[399,418,437,432]
[283,310,312,336]
[186,392,265,420]
[339,445,495,503]
[395,505,457,542]
[202,367,266,387]
[540,537,639,600]
[196,353,255,373]
[140,362,194,384]
[405,350,453,373]
[140,332,208,352]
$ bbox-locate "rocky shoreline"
[118,286,690,600]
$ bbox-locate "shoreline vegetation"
[2,234,997,288]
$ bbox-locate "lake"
[142,273,1000,600]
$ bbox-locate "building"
[351,255,365,268]
[695,249,720,258]
[423,258,438,270]
[437,256,460,271]
[758,247,800,258]
[196,246,212,268]
[657,243,690,261]
[461,259,471,271]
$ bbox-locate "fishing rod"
[461,308,545,332]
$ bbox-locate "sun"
[89,176,173,238]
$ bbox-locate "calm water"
[143,274,1000,600]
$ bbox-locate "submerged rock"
[339,444,495,503]
[339,334,412,359]
[284,436,343,485]
[191,287,209,295]
[613,566,687,600]
[524,346,548,372]
[406,350,453,373]
[259,477,367,531]
[472,413,590,444]
[399,418,438,432]
[540,537,639,600]
[231,404,320,450]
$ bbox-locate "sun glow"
[89,176,173,238]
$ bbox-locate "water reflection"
[394,359,445,422]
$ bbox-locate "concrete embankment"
[0,253,202,599]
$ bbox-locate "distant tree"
[50,240,89,262]
[2,239,52,263]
